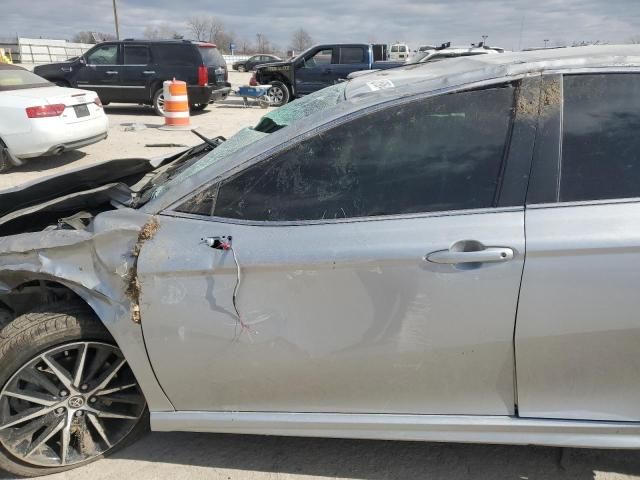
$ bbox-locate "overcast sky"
[3,0,640,51]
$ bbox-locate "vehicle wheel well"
[0,280,103,330]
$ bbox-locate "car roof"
[346,45,640,101]
[119,39,218,47]
[425,46,503,55]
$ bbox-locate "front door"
[516,72,640,421]
[295,47,336,95]
[139,81,532,415]
[74,43,120,103]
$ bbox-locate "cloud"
[2,0,639,50]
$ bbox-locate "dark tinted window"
[179,86,515,221]
[198,46,225,67]
[561,74,640,202]
[304,49,333,68]
[123,45,150,65]
[340,47,365,64]
[151,44,198,66]
[86,44,118,65]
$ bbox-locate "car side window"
[123,46,150,65]
[304,49,333,68]
[340,47,365,64]
[560,73,640,202]
[177,85,516,221]
[151,45,198,66]
[86,45,118,65]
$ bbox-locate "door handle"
[142,70,156,75]
[426,246,514,265]
[105,70,118,75]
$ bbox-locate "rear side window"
[182,85,515,221]
[561,74,640,202]
[123,45,150,65]
[340,47,365,64]
[151,44,199,66]
[0,67,50,90]
[199,46,226,67]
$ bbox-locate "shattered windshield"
[144,82,347,203]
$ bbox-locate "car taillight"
[198,65,208,86]
[94,97,103,108]
[249,73,258,86]
[25,104,66,118]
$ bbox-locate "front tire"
[267,81,290,107]
[0,303,148,477]
[238,65,246,73]
[190,103,208,112]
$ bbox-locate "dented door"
[137,211,524,414]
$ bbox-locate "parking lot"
[0,71,270,190]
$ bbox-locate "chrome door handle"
[105,70,118,75]
[426,247,514,265]
[143,70,156,75]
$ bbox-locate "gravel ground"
[0,71,269,190]
[3,70,640,480]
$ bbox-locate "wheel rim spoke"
[0,405,54,430]
[73,343,89,388]
[92,358,126,393]
[25,417,64,458]
[4,388,58,407]
[0,341,145,467]
[96,383,137,396]
[87,413,111,448]
[41,355,73,391]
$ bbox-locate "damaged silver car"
[2,45,640,476]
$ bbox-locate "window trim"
[167,81,525,225]
[163,205,525,227]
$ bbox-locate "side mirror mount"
[78,57,86,65]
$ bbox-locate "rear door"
[74,43,120,102]
[119,44,153,102]
[332,46,370,79]
[295,47,336,95]
[138,80,538,413]
[516,72,640,421]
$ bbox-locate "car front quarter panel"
[0,209,174,412]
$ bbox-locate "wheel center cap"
[68,396,85,409]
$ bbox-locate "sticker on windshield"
[366,79,395,91]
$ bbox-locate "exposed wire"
[227,244,255,340]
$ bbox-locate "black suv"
[34,40,231,115]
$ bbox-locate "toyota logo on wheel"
[68,396,85,409]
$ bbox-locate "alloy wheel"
[267,86,285,104]
[0,342,145,467]
[156,93,165,113]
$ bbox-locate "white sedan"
[0,64,108,172]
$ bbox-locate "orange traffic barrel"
[160,79,190,129]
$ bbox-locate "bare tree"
[290,28,313,53]
[236,37,254,54]
[627,35,640,44]
[255,33,273,53]
[187,16,233,52]
[143,23,180,40]
[187,17,209,41]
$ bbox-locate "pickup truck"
[252,43,402,106]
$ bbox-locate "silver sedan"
[1,45,640,476]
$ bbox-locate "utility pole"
[482,34,488,45]
[544,39,549,48]
[112,0,120,40]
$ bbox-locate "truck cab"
[254,43,394,106]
